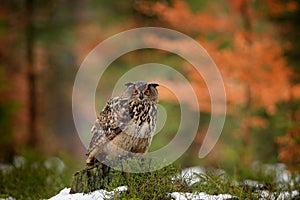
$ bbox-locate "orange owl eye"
[144,89,150,95]
[133,89,138,94]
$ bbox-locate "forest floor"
[49,164,300,200]
[0,154,299,200]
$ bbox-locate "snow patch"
[170,192,235,200]
[44,157,65,173]
[258,190,299,200]
[13,156,25,168]
[180,166,206,185]
[242,179,264,189]
[48,186,127,200]
[0,197,15,200]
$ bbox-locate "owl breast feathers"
[86,81,159,167]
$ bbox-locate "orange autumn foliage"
[276,127,300,171]
[266,0,298,17]
[138,0,300,115]
[212,32,292,114]
[135,0,234,34]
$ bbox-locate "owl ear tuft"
[149,83,159,88]
[125,82,134,87]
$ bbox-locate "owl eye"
[144,89,150,95]
[133,89,138,94]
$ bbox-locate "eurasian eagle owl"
[86,81,159,167]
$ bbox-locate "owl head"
[123,81,159,102]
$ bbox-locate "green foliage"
[250,100,300,164]
[110,164,190,199]
[106,164,299,199]
[185,0,210,13]
[190,171,256,199]
[189,167,299,199]
[149,101,180,152]
[0,151,75,200]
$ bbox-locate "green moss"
[0,151,74,200]
[112,164,190,199]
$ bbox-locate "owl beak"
[139,93,144,100]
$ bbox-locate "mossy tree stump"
[70,163,117,194]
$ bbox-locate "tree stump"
[69,163,114,194]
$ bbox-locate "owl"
[86,81,159,167]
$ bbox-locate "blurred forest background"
[1,0,300,177]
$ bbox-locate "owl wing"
[86,97,130,156]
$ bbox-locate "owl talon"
[86,158,95,168]
[86,162,94,169]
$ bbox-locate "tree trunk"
[241,83,252,166]
[26,0,39,147]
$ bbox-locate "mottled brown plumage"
[86,81,159,167]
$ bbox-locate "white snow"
[170,192,234,200]
[0,197,15,200]
[242,179,263,188]
[49,187,236,200]
[48,186,127,200]
[180,166,206,185]
[44,157,65,173]
[0,163,13,173]
[277,190,300,200]
[13,156,25,168]
[252,162,293,185]
[258,190,299,200]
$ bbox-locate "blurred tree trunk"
[239,0,253,166]
[240,0,252,31]
[241,84,252,166]
[26,0,39,147]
